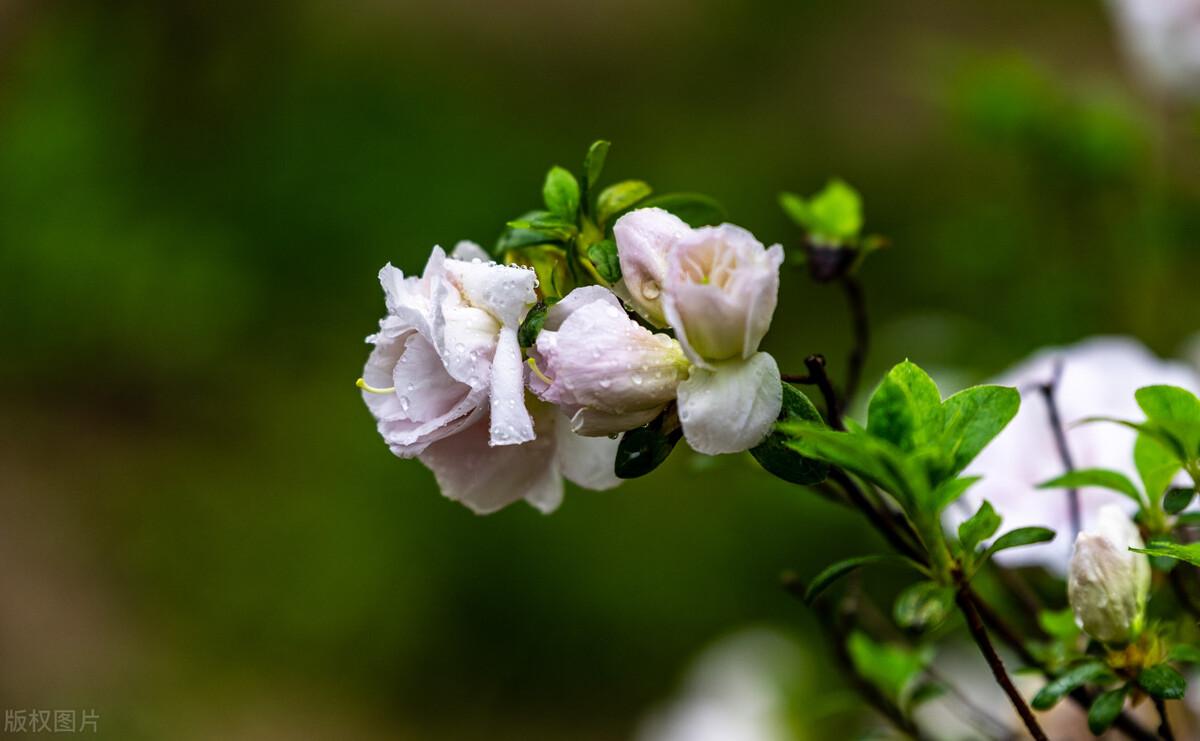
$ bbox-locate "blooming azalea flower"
[1107,0,1200,101]
[611,209,785,455]
[360,242,620,513]
[951,336,1200,573]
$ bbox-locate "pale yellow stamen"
[356,377,396,394]
[526,357,554,385]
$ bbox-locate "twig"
[1153,697,1175,741]
[840,275,869,410]
[1039,360,1081,540]
[954,582,1048,741]
[784,354,844,430]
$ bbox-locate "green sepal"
[585,239,622,284]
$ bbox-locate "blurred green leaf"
[518,302,548,348]
[614,411,681,479]
[931,476,980,514]
[637,192,726,228]
[543,166,580,220]
[1088,685,1128,735]
[983,527,1055,562]
[582,140,610,201]
[585,239,621,284]
[781,179,863,245]
[958,500,1001,553]
[1032,661,1110,710]
[1164,487,1196,515]
[1038,608,1081,642]
[750,383,829,486]
[1131,541,1200,566]
[1168,644,1200,664]
[596,179,652,226]
[893,581,954,630]
[846,631,930,710]
[1136,432,1183,504]
[1037,468,1143,506]
[1137,664,1186,700]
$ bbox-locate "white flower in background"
[951,336,1200,573]
[360,242,620,513]
[635,629,803,741]
[611,209,785,454]
[1068,504,1151,643]
[1107,0,1200,101]
[529,286,690,435]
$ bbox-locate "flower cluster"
[358,210,785,513]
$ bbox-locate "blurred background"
[3,0,1200,738]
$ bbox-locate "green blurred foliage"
[4,0,1200,738]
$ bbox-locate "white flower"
[611,210,786,455]
[361,241,537,455]
[952,336,1200,573]
[1107,0,1200,100]
[530,286,690,435]
[1068,504,1151,643]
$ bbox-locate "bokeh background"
[3,0,1199,738]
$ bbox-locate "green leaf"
[750,383,829,486]
[779,192,811,230]
[867,361,944,453]
[1130,541,1200,567]
[1088,685,1129,735]
[937,385,1020,481]
[583,140,610,193]
[1136,385,1200,461]
[585,239,622,284]
[1038,608,1081,641]
[803,555,918,604]
[502,244,574,300]
[637,192,726,228]
[1037,468,1144,506]
[782,180,863,245]
[983,527,1055,562]
[614,412,682,479]
[958,500,1002,553]
[846,631,930,709]
[1136,432,1183,503]
[893,581,954,630]
[1031,661,1110,710]
[931,475,981,514]
[596,179,652,226]
[781,423,929,512]
[1164,487,1196,515]
[543,166,581,219]
[518,302,548,348]
[1137,664,1186,700]
[1168,644,1200,664]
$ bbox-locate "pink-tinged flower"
[662,224,784,368]
[611,212,787,454]
[360,241,537,457]
[950,336,1200,574]
[612,207,690,326]
[417,399,622,514]
[530,286,690,436]
[1068,504,1150,644]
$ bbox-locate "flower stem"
[953,583,1048,741]
[1154,697,1175,741]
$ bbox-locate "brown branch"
[1154,697,1175,741]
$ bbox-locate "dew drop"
[641,281,661,300]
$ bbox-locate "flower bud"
[530,286,690,435]
[1068,504,1151,644]
[662,224,784,367]
[612,207,690,327]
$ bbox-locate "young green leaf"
[937,385,1020,481]
[1164,487,1196,515]
[1136,432,1183,503]
[585,239,622,284]
[637,192,726,228]
[778,192,810,230]
[1038,608,1081,642]
[893,581,954,630]
[1130,541,1200,567]
[1037,468,1144,506]
[583,140,610,193]
[781,423,928,511]
[518,302,548,348]
[1137,664,1186,700]
[784,180,864,245]
[542,166,581,220]
[867,361,944,453]
[958,500,1002,553]
[931,476,981,514]
[803,555,922,604]
[983,527,1055,562]
[750,383,829,486]
[1031,661,1110,710]
[1087,685,1129,735]
[846,631,930,709]
[596,179,652,226]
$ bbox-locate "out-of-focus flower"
[1068,504,1151,644]
[634,629,803,741]
[361,243,621,513]
[611,210,785,455]
[529,286,689,435]
[952,336,1200,573]
[1107,0,1200,101]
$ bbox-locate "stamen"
[356,377,396,395]
[526,357,554,385]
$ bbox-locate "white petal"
[488,326,535,446]
[556,414,623,491]
[443,259,538,327]
[677,352,782,455]
[544,285,623,331]
[418,414,560,514]
[570,405,664,436]
[612,207,690,326]
[390,332,472,422]
[450,240,490,262]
